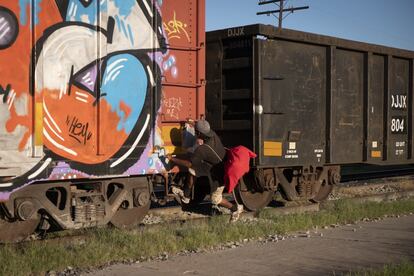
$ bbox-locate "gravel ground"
[329,179,414,200]
[43,178,414,275]
[80,213,414,276]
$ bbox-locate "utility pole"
[257,0,309,29]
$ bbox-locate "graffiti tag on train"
[163,11,190,42]
[163,96,183,120]
[66,116,93,145]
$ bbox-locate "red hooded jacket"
[224,146,257,193]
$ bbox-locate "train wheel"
[0,216,40,243]
[110,185,151,229]
[312,180,333,202]
[110,202,150,229]
[234,176,274,211]
[312,167,339,202]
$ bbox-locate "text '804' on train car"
[0,0,205,242]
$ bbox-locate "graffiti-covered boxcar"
[0,0,205,241]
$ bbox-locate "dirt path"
[88,215,414,276]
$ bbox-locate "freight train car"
[0,0,205,242]
[206,24,414,210]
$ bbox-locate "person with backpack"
[167,119,244,222]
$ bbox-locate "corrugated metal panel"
[206,24,414,168]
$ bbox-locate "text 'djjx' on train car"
[0,0,205,242]
[206,24,414,211]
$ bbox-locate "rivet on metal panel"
[254,105,263,114]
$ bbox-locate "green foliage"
[1,198,414,275]
[347,260,414,276]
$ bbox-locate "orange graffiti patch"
[40,86,128,164]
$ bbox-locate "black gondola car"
[206,24,414,209]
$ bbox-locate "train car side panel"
[0,2,61,178]
[255,39,326,167]
[330,49,364,164]
[411,58,414,160]
[387,57,410,162]
[367,54,385,163]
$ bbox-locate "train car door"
[366,54,385,163]
[329,49,364,164]
[0,2,62,178]
[254,38,326,167]
[35,1,101,169]
[97,0,159,174]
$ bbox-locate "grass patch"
[1,198,414,275]
[347,260,414,275]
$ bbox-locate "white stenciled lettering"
[391,94,407,109]
[395,149,404,156]
[227,27,245,37]
[396,141,406,147]
[391,118,404,133]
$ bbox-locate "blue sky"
[206,0,414,51]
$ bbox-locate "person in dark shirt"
[167,119,243,221]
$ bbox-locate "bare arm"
[167,155,192,168]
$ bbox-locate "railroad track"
[147,178,414,224]
[19,174,413,245]
[341,166,414,182]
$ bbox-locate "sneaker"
[210,204,223,216]
[171,186,190,204]
[230,204,244,222]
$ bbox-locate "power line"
[257,0,309,29]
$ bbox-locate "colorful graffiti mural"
[0,0,205,200]
[0,0,185,199]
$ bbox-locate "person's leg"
[211,186,243,221]
[171,172,192,204]
[183,173,194,198]
[211,186,234,210]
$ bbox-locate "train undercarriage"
[0,165,340,242]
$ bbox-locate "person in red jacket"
[224,146,257,193]
[167,119,243,222]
